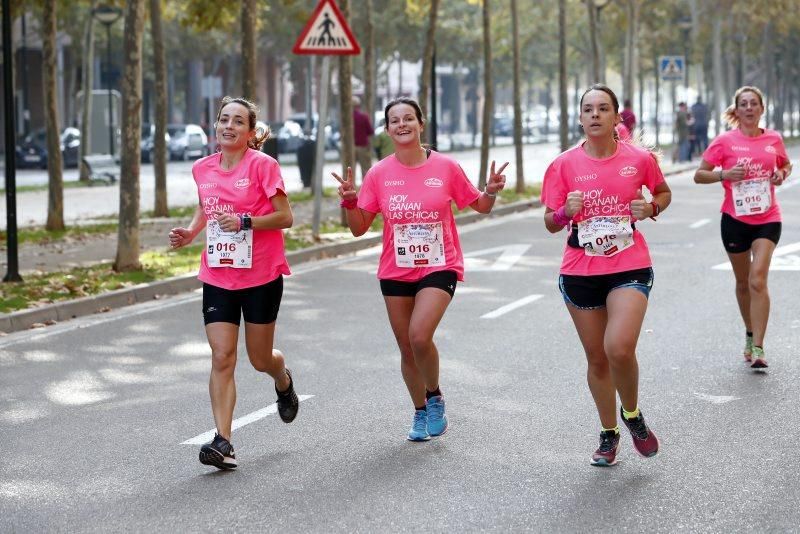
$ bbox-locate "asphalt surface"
[2,160,800,532]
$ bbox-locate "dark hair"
[215,96,270,151]
[722,86,765,128]
[580,84,661,161]
[579,83,620,114]
[384,97,425,129]
[624,99,632,108]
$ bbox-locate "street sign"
[292,0,361,56]
[659,55,685,82]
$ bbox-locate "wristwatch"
[241,215,252,230]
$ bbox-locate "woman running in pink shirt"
[541,84,672,466]
[333,97,508,441]
[168,97,299,470]
[693,86,792,369]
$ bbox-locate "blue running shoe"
[426,395,448,437]
[407,409,431,442]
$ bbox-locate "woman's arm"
[251,192,293,230]
[344,207,378,237]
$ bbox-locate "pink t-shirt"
[358,151,481,282]
[193,148,291,290]
[702,128,788,224]
[541,141,666,276]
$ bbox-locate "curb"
[0,198,538,334]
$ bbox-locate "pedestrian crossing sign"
[659,55,685,82]
[293,0,361,56]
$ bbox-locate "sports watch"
[241,215,252,230]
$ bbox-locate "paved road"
[2,164,799,532]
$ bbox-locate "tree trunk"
[338,0,354,224]
[510,0,523,192]
[762,23,773,128]
[364,0,375,123]
[241,0,257,102]
[79,2,95,181]
[418,0,440,141]
[558,0,569,152]
[712,17,725,135]
[478,0,492,189]
[586,0,600,83]
[622,0,638,105]
[150,0,168,217]
[42,0,64,231]
[114,0,145,272]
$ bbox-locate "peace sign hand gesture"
[486,160,509,196]
[332,166,358,201]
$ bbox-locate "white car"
[167,124,208,161]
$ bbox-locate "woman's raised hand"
[486,161,509,195]
[332,166,357,201]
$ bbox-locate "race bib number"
[732,178,771,216]
[577,216,635,257]
[393,222,445,268]
[206,220,253,268]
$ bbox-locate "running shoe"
[620,408,659,458]
[199,433,237,470]
[750,346,768,369]
[407,409,431,442]
[426,395,449,437]
[743,335,754,363]
[276,368,299,423]
[590,430,620,467]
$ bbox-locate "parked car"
[167,123,208,161]
[276,120,304,154]
[14,127,81,169]
[140,123,171,163]
[286,113,340,151]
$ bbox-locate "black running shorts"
[202,275,283,326]
[558,267,654,310]
[380,270,458,298]
[720,213,781,254]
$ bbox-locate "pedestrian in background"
[373,118,395,160]
[168,96,300,470]
[691,98,709,152]
[353,96,374,182]
[621,99,637,133]
[693,86,792,369]
[334,97,508,442]
[541,84,671,467]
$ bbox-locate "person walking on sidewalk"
[168,96,300,470]
[693,86,792,369]
[353,96,375,182]
[333,96,508,442]
[541,84,671,466]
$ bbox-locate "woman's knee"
[408,329,434,355]
[604,342,637,367]
[210,348,236,373]
[748,272,768,294]
[586,351,610,379]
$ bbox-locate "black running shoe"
[590,430,620,466]
[199,433,237,470]
[276,368,299,423]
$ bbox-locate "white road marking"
[465,244,532,271]
[481,294,543,319]
[181,395,315,445]
[712,241,800,271]
[693,392,739,404]
[689,218,711,229]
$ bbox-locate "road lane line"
[693,392,739,404]
[181,394,315,445]
[481,294,543,319]
[689,218,711,229]
[712,241,800,270]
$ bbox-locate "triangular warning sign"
[293,0,361,56]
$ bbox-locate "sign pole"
[312,56,331,240]
[3,0,22,282]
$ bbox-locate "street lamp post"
[92,5,122,158]
[677,16,692,97]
